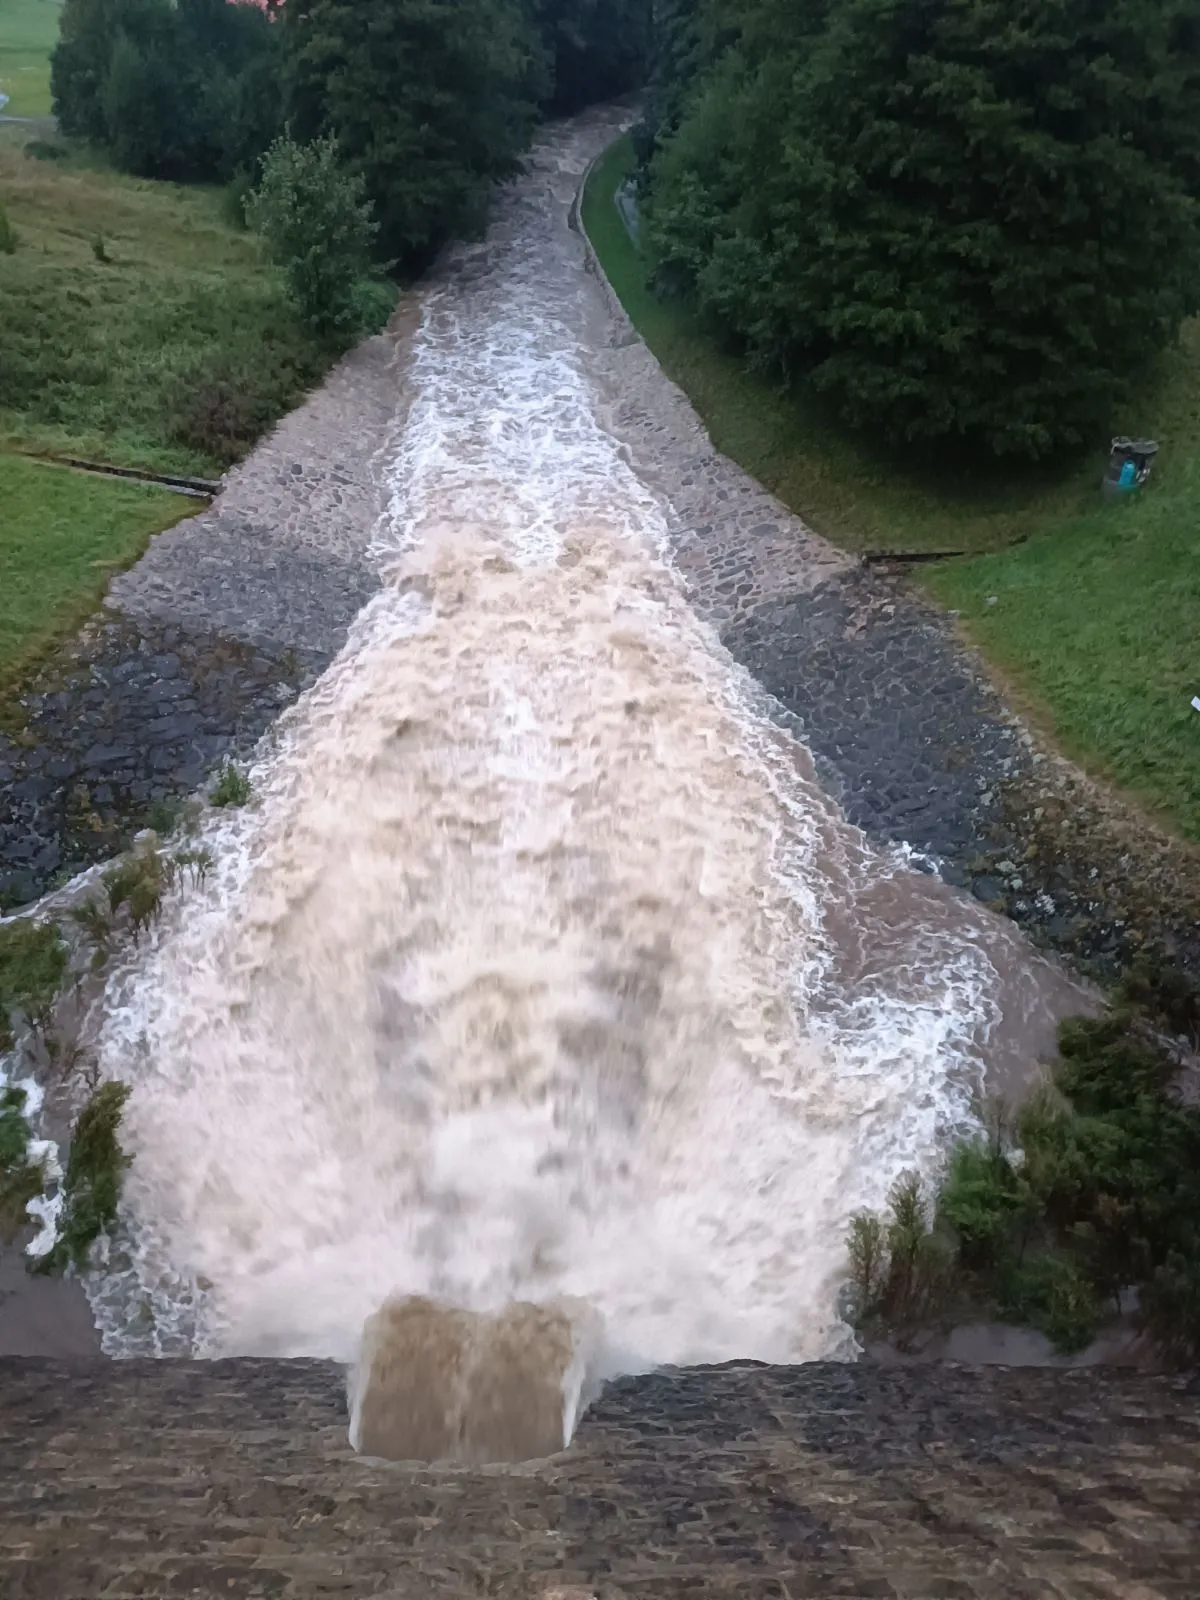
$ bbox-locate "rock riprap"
[0,321,415,910]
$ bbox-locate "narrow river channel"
[80,116,1084,1429]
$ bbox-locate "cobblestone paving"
[0,315,416,908]
[1,1358,1197,1597]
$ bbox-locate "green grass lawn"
[0,127,343,477]
[585,136,1200,840]
[0,0,60,117]
[0,110,367,722]
[0,455,195,703]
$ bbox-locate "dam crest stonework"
[2,1359,1198,1597]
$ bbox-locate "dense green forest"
[637,0,1200,458]
[50,0,648,272]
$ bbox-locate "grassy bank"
[584,136,1200,840]
[0,128,345,478]
[0,0,59,118]
[0,455,194,711]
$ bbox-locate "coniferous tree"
[647,0,1200,457]
[536,0,649,114]
[284,0,545,273]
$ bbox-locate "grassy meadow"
[0,126,341,477]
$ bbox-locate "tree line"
[52,0,648,273]
[637,0,1200,459]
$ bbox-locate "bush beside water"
[0,832,209,1271]
[848,965,1200,1360]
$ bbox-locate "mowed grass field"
[0,454,194,707]
[0,0,61,117]
[584,136,1200,839]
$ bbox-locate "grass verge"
[0,454,197,720]
[584,136,1200,840]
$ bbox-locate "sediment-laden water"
[80,117,1084,1447]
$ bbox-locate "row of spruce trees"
[636,0,1200,458]
[51,0,648,274]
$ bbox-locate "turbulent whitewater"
[87,118,1081,1400]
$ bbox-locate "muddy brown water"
[2,113,1097,1445]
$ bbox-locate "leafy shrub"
[23,139,68,162]
[0,1085,31,1170]
[145,798,181,837]
[343,277,397,336]
[0,1086,44,1243]
[846,964,1200,1359]
[36,1081,132,1275]
[103,848,168,940]
[0,920,68,1038]
[246,133,383,335]
[69,895,114,956]
[171,846,214,887]
[846,1172,952,1342]
[210,761,252,808]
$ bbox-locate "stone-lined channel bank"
[0,318,416,910]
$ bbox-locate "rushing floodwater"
[84,119,1084,1446]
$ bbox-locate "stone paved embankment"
[577,163,1200,979]
[0,314,416,909]
[1,1358,1197,1597]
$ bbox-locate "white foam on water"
[84,121,1082,1405]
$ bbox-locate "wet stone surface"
[716,567,1200,978]
[0,617,308,908]
[723,570,1018,871]
[1,1358,1197,1597]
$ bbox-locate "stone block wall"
[1,1359,1197,1597]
